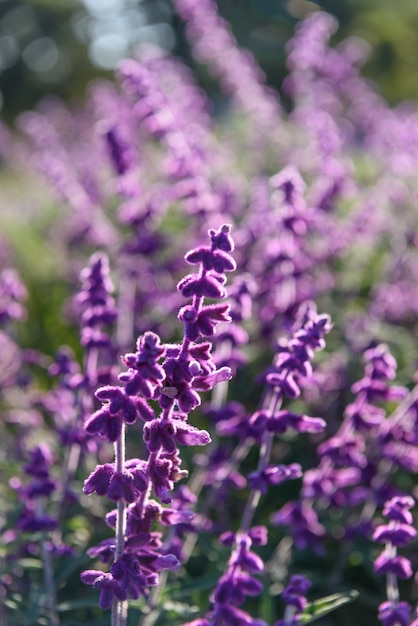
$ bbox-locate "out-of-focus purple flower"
[263,303,332,401]
[248,463,302,494]
[272,501,326,553]
[172,0,281,134]
[0,268,27,324]
[209,531,267,626]
[105,124,137,177]
[280,574,312,614]
[74,252,117,353]
[12,444,61,540]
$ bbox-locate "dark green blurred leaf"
[299,590,360,624]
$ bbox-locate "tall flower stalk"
[81,225,236,625]
[185,304,331,626]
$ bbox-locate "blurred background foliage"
[0,0,417,125]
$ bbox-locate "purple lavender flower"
[82,225,236,616]
[172,0,281,135]
[209,530,268,626]
[198,303,331,625]
[74,251,117,354]
[12,444,59,534]
[0,268,27,325]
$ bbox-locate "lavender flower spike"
[82,225,236,624]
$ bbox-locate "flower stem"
[112,421,128,626]
[35,498,60,626]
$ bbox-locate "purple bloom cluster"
[208,528,268,626]
[239,165,337,338]
[81,225,236,611]
[74,251,117,356]
[263,303,332,403]
[291,343,411,549]
[172,0,281,134]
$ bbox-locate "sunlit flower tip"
[383,496,415,523]
[174,422,211,446]
[209,224,235,252]
[194,367,232,391]
[95,385,122,402]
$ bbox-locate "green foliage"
[300,590,360,624]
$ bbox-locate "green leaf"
[161,600,199,617]
[17,558,43,570]
[299,590,359,624]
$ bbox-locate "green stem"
[35,498,60,626]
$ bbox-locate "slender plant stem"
[386,544,399,604]
[240,389,280,532]
[284,605,296,625]
[35,498,60,626]
[112,422,128,626]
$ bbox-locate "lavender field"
[2,3,418,626]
